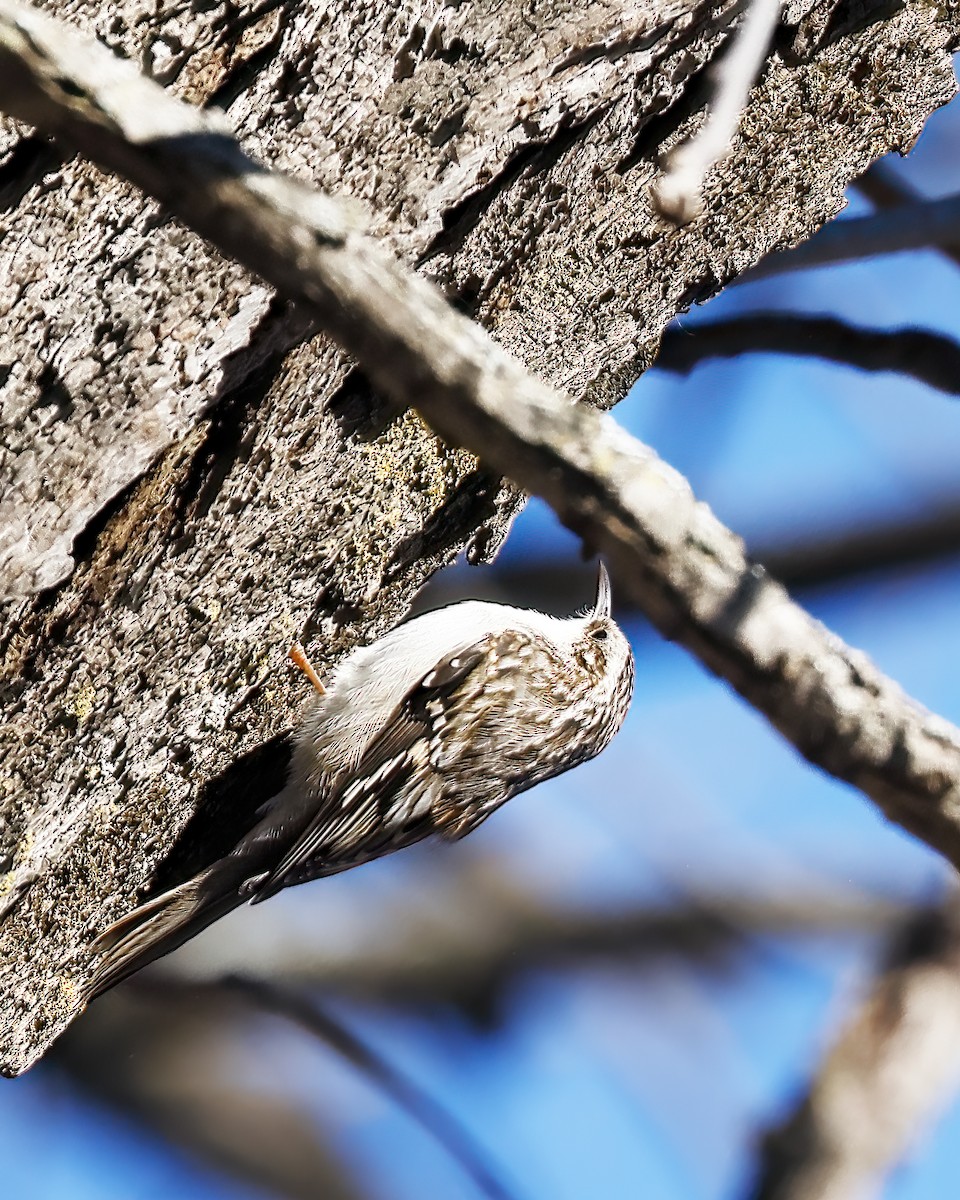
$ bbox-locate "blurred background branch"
[51,984,370,1200]
[855,161,960,270]
[744,192,960,280]
[49,876,928,1200]
[158,870,915,1016]
[655,317,960,398]
[749,899,960,1200]
[201,975,519,1200]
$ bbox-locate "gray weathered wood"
[0,0,957,1074]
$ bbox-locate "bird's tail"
[84,856,252,1001]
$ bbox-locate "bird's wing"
[251,633,503,900]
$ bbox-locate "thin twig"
[855,160,926,210]
[652,0,782,223]
[654,314,960,396]
[215,974,522,1200]
[741,192,960,280]
[5,4,960,877]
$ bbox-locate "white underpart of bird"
[86,563,635,999]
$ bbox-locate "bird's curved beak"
[594,562,612,619]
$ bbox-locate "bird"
[86,563,635,998]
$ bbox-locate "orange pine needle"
[289,642,325,694]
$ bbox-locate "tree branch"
[653,0,782,223]
[654,314,960,395]
[854,159,960,269]
[426,502,960,609]
[207,975,520,1200]
[743,192,960,279]
[750,900,960,1200]
[53,984,373,1200]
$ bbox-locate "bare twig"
[738,154,960,283]
[209,975,521,1200]
[654,314,960,396]
[652,0,782,223]
[55,986,371,1200]
[424,504,960,607]
[5,6,960,881]
[750,900,960,1200]
[854,159,960,268]
[855,160,927,210]
[742,191,960,280]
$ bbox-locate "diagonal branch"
[743,191,960,279]
[3,0,960,904]
[53,984,374,1200]
[654,314,960,396]
[749,899,960,1200]
[200,975,520,1200]
[653,0,782,223]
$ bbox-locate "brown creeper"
[87,564,634,997]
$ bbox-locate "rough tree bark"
[0,0,957,1075]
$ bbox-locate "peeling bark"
[0,0,957,1074]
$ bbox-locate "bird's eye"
[592,627,608,642]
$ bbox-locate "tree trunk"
[0,0,956,1074]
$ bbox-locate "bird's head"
[570,562,634,710]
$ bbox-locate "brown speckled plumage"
[86,564,634,998]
